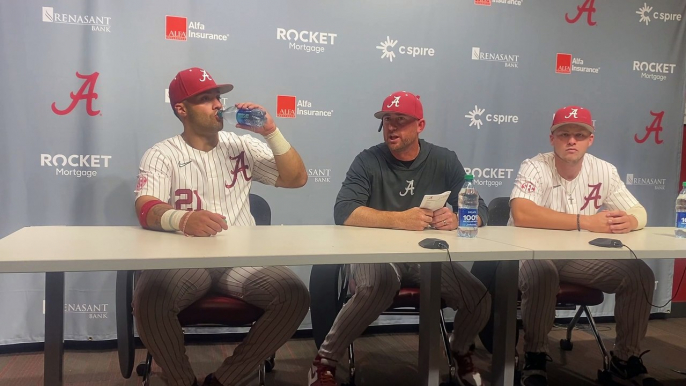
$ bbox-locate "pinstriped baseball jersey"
[509,152,639,224]
[135,131,278,226]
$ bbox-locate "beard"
[385,134,416,152]
[187,108,222,133]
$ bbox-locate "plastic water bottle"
[458,174,479,238]
[218,106,266,127]
[676,182,686,238]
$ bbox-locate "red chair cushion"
[389,287,448,310]
[178,294,264,327]
[557,282,604,306]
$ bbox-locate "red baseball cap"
[374,91,424,120]
[550,106,594,133]
[168,67,233,108]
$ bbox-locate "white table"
[0,225,532,386]
[476,226,686,385]
[477,226,685,260]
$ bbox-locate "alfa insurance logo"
[165,15,229,41]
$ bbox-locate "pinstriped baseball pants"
[133,266,310,386]
[318,262,492,362]
[519,259,655,360]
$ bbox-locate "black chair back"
[249,193,271,226]
[487,197,511,226]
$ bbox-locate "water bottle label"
[235,109,251,126]
[677,212,686,229]
[234,108,265,127]
[458,208,478,228]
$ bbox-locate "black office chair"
[249,193,271,227]
[473,197,611,383]
[310,265,457,386]
[116,193,275,386]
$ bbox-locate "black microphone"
[589,238,623,248]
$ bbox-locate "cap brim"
[550,122,594,133]
[182,83,234,103]
[215,83,234,94]
[373,111,420,119]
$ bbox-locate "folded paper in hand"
[419,191,451,211]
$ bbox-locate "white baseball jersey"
[512,153,654,360]
[509,152,639,224]
[135,131,278,226]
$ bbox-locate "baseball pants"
[519,259,655,360]
[133,266,310,386]
[318,262,492,362]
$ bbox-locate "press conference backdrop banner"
[0,0,684,344]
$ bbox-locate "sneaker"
[609,351,662,386]
[308,355,337,386]
[453,349,483,386]
[520,352,549,386]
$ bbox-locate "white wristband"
[161,209,187,231]
[626,204,647,230]
[264,128,292,156]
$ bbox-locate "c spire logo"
[637,4,653,24]
[376,36,435,63]
[465,105,519,130]
[465,106,485,129]
[635,3,682,25]
[377,36,398,62]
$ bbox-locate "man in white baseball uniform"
[308,91,492,386]
[133,67,310,386]
[510,106,660,386]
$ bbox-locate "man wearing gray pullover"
[308,91,491,386]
